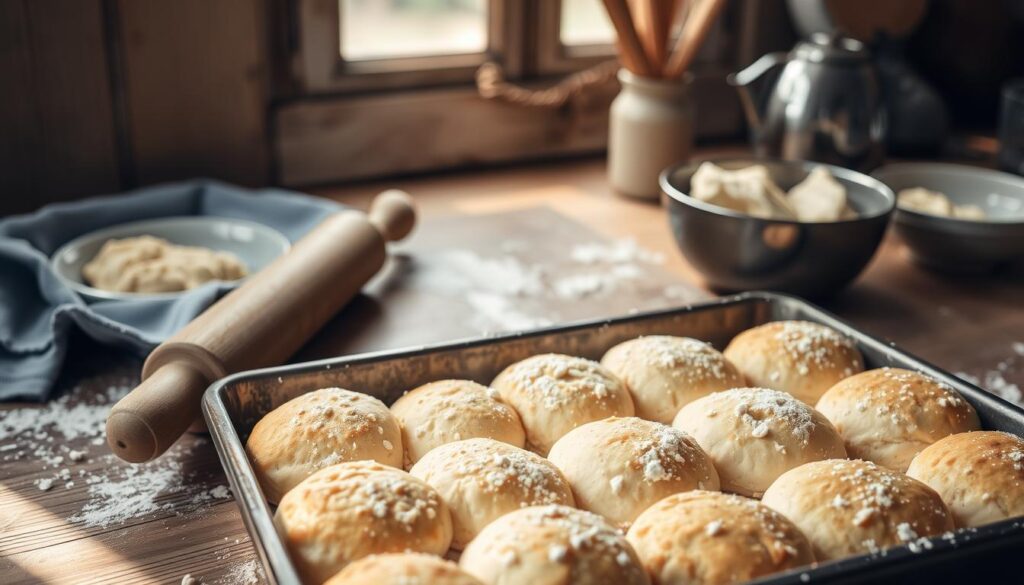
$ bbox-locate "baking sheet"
[203,291,1024,585]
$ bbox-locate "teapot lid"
[793,33,869,64]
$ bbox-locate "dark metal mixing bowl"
[661,158,895,298]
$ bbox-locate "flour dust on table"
[956,340,1024,406]
[0,375,231,528]
[408,237,687,334]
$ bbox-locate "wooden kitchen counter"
[2,155,1023,584]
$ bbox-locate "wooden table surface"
[2,155,1023,584]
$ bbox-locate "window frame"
[535,0,616,76]
[294,0,518,94]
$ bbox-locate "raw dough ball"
[907,431,1024,528]
[672,387,846,497]
[82,235,247,293]
[491,354,634,456]
[898,187,987,220]
[723,320,864,405]
[247,387,403,503]
[547,417,719,527]
[953,204,986,220]
[275,461,453,584]
[898,187,954,216]
[626,490,815,585]
[409,438,575,550]
[786,166,851,222]
[324,553,483,585]
[690,162,796,219]
[600,336,745,424]
[816,368,980,471]
[391,380,525,467]
[761,459,953,561]
[459,505,649,585]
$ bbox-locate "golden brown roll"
[626,491,815,585]
[491,354,634,456]
[275,461,453,584]
[247,387,403,503]
[324,553,483,585]
[761,459,953,561]
[601,336,746,424]
[816,368,980,471]
[907,431,1024,528]
[723,321,864,405]
[409,438,575,550]
[459,505,649,585]
[547,417,719,527]
[672,388,846,497]
[391,380,525,468]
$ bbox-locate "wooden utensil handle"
[106,191,416,463]
[106,362,208,462]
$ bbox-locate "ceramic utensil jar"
[608,69,694,199]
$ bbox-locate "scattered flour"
[956,341,1024,405]
[410,238,674,334]
[465,291,553,332]
[216,559,263,585]
[0,383,129,444]
[1,380,232,529]
[570,239,665,265]
[70,443,232,528]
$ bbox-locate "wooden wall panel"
[0,0,120,215]
[274,71,740,187]
[275,86,611,186]
[117,0,270,186]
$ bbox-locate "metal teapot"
[728,33,885,170]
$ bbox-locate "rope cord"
[475,60,620,108]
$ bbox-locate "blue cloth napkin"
[0,180,342,401]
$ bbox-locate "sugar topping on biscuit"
[866,368,970,422]
[634,425,702,483]
[502,505,638,568]
[450,443,569,505]
[722,387,816,444]
[303,465,444,530]
[505,354,623,407]
[639,336,732,380]
[773,321,860,376]
[824,460,947,530]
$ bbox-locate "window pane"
[340,0,488,61]
[560,0,615,46]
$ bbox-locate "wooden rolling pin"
[106,190,416,463]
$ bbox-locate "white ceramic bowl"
[50,217,290,302]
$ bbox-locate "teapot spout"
[727,52,788,134]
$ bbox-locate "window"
[560,0,615,47]
[292,0,508,93]
[339,0,490,61]
[277,0,777,186]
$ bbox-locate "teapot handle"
[727,52,788,135]
[728,52,788,88]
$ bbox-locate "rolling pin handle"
[368,189,417,242]
[106,362,209,463]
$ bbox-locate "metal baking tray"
[203,291,1024,585]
